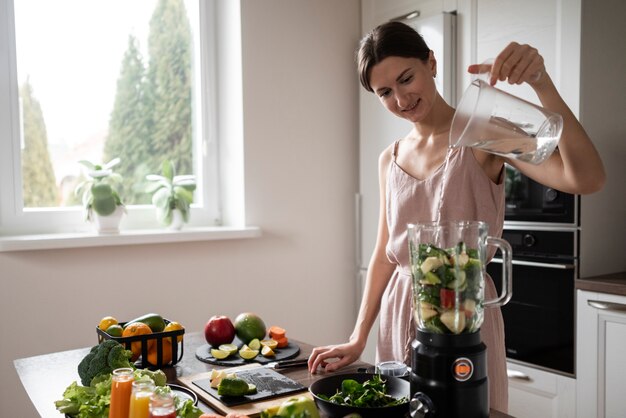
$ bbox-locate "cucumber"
[124,313,166,332]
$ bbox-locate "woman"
[307,21,604,412]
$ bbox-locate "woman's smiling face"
[369,54,438,123]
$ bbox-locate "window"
[0,0,220,236]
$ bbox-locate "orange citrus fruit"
[122,322,152,361]
[147,340,172,366]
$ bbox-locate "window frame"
[0,0,222,236]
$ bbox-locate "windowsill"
[0,226,262,252]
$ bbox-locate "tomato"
[440,288,456,309]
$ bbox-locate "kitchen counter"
[14,332,513,417]
[576,271,626,296]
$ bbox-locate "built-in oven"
[503,164,578,225]
[493,163,580,375]
[487,228,577,376]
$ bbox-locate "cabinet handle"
[507,369,532,382]
[491,258,575,270]
[588,300,626,312]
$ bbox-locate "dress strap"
[392,140,400,162]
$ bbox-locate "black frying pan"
[309,372,410,418]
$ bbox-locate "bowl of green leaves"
[309,372,409,418]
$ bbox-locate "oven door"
[504,164,577,224]
[487,257,576,376]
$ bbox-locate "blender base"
[410,331,489,418]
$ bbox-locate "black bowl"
[309,372,410,418]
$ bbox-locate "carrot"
[269,326,286,340]
[275,336,289,348]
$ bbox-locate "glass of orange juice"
[129,380,155,418]
[109,368,134,418]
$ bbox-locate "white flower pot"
[168,209,184,231]
[94,206,124,234]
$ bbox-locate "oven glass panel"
[488,261,575,375]
[504,165,577,224]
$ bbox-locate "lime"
[234,313,266,344]
[248,338,261,351]
[105,324,123,337]
[261,345,275,357]
[211,349,231,360]
[218,343,238,355]
[218,377,250,396]
[238,346,259,360]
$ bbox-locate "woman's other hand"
[468,42,546,88]
[308,340,363,374]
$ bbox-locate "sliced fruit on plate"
[260,339,278,350]
[261,345,275,357]
[239,345,259,360]
[218,343,238,355]
[210,370,227,388]
[211,348,231,360]
[248,338,261,351]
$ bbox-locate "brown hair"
[357,21,431,92]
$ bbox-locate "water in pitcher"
[457,112,561,165]
[450,79,562,166]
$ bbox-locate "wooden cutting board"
[177,364,312,417]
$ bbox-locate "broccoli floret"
[135,368,167,387]
[77,339,134,386]
[108,342,133,370]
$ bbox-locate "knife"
[264,357,309,370]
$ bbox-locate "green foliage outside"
[22,0,194,208]
[20,79,59,207]
[103,0,193,204]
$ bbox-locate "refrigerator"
[356,12,457,363]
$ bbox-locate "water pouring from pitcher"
[450,60,563,165]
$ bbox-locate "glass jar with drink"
[129,380,155,418]
[149,391,177,418]
[109,367,134,418]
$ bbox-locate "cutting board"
[195,337,300,366]
[178,364,311,417]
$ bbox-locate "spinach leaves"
[318,375,407,408]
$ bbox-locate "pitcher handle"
[484,236,513,308]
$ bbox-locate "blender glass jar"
[408,221,512,334]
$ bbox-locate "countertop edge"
[576,272,626,296]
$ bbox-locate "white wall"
[0,1,361,416]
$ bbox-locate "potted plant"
[74,158,125,233]
[145,160,196,230]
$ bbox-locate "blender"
[407,221,512,418]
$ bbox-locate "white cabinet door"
[577,290,626,418]
[507,362,576,418]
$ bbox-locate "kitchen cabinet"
[577,290,626,418]
[507,362,576,418]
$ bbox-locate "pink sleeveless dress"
[376,142,509,413]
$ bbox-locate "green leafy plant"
[74,158,125,220]
[145,160,196,226]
